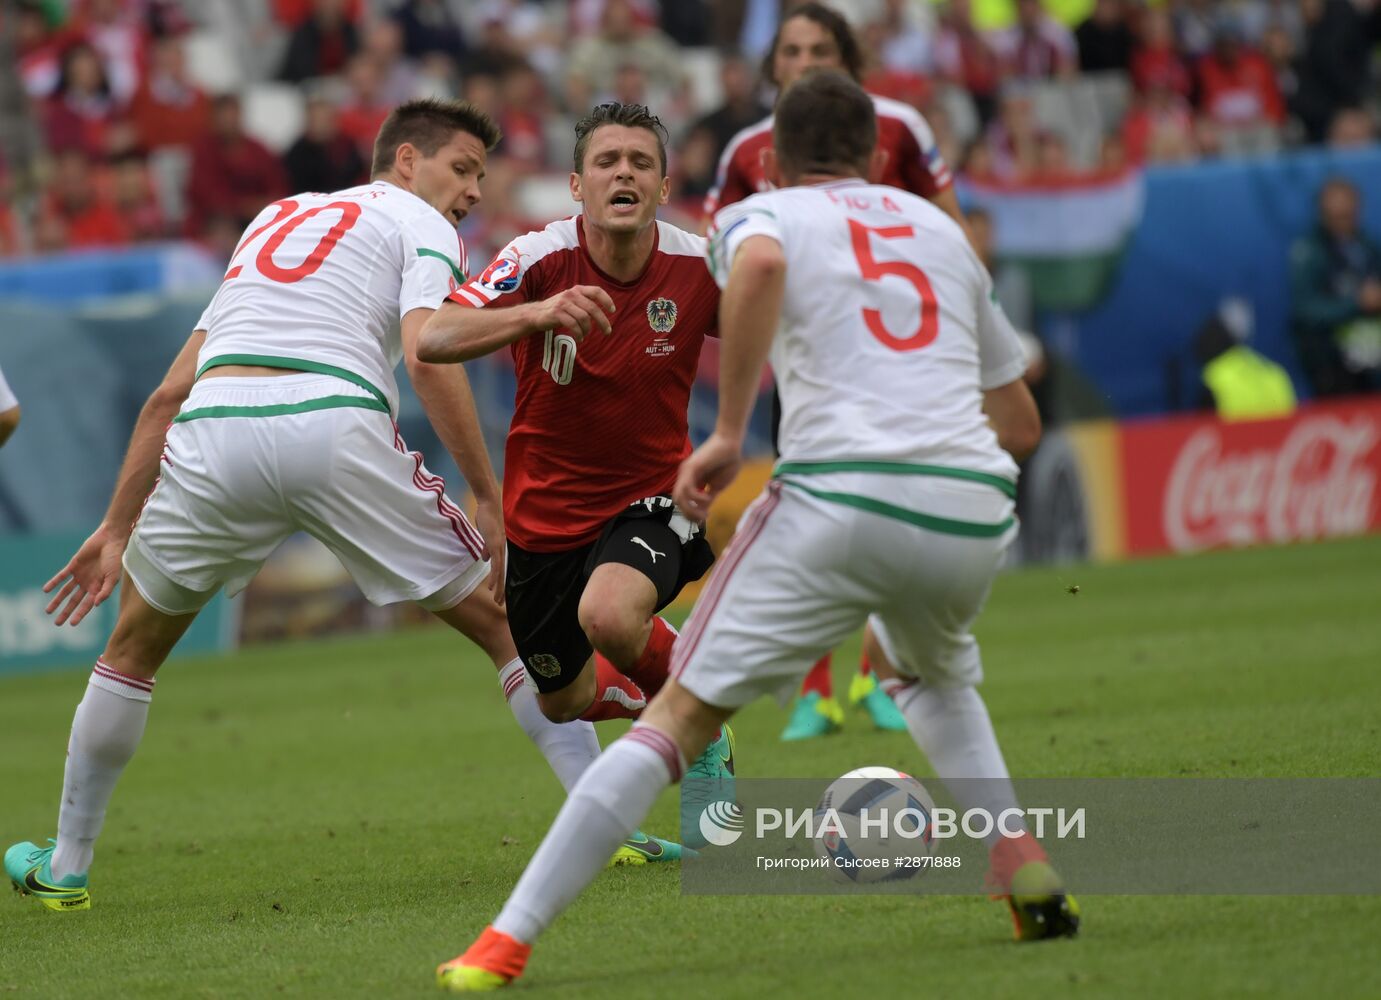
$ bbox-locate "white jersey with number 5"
[707,180,1026,484]
[195,180,466,415]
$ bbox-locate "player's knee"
[577,600,643,662]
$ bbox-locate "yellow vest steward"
[1203,346,1298,422]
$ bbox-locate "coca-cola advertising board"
[1119,399,1381,556]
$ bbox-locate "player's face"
[411,130,488,225]
[772,16,845,90]
[572,124,669,235]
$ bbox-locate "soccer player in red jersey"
[708,2,966,741]
[419,102,734,855]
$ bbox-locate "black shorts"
[505,495,716,693]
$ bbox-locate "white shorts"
[124,374,490,615]
[671,472,1017,709]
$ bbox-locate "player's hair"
[572,102,670,176]
[371,98,502,178]
[773,70,877,180]
[762,2,864,87]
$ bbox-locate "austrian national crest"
[646,297,678,334]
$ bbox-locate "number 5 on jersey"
[848,218,939,352]
[225,199,363,284]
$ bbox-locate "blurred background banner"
[0,532,239,675]
[0,243,221,305]
[1036,147,1381,419]
[1017,397,1381,563]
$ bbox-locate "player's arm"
[401,307,507,602]
[44,330,204,625]
[0,405,18,448]
[418,286,615,363]
[674,234,785,521]
[982,380,1041,461]
[974,259,1041,461]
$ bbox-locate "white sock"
[52,660,154,880]
[499,658,601,793]
[885,680,1022,846]
[493,724,685,943]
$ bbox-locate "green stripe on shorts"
[773,460,1017,500]
[196,355,389,409]
[172,395,389,423]
[778,479,1015,538]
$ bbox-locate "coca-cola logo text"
[1162,417,1378,551]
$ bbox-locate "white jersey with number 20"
[195,180,466,415]
[707,180,1027,483]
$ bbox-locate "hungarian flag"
[961,169,1145,312]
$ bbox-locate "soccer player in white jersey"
[434,71,1078,992]
[709,1,968,742]
[3,99,615,911]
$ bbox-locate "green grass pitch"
[3,536,1380,998]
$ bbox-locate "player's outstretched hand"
[473,499,506,605]
[44,525,125,626]
[534,285,615,342]
[674,432,743,523]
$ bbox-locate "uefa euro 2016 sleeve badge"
[645,297,677,356]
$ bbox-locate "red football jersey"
[704,93,954,217]
[449,217,718,551]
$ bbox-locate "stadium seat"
[148,147,192,227]
[680,48,725,117]
[935,84,981,150]
[1028,74,1132,170]
[515,175,581,224]
[241,83,307,153]
[1216,123,1283,159]
[182,29,246,93]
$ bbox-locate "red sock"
[859,653,873,677]
[621,616,677,701]
[800,654,833,698]
[986,831,1049,896]
[579,655,647,722]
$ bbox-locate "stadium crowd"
[0,0,1377,261]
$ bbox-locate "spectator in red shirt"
[995,0,1078,81]
[335,53,393,158]
[497,61,550,172]
[1131,6,1193,99]
[42,41,117,158]
[933,0,1004,122]
[279,0,359,82]
[1123,71,1199,164]
[186,94,288,236]
[272,0,361,28]
[1196,21,1285,128]
[108,151,167,242]
[127,35,210,151]
[40,148,130,250]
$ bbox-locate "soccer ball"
[812,766,937,883]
